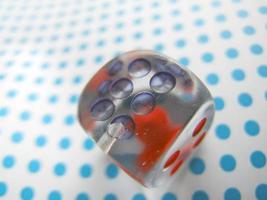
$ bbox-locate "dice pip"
[78,50,215,187]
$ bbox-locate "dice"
[78,50,215,187]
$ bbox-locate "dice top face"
[78,50,215,188]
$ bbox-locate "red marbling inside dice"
[134,106,182,172]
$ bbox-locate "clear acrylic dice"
[78,50,215,187]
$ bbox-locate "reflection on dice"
[78,50,215,187]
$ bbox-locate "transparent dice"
[78,50,215,187]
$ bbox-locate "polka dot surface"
[215,124,231,139]
[224,188,241,200]
[189,158,206,175]
[250,151,266,168]
[255,184,267,200]
[220,154,236,172]
[192,190,209,200]
[0,0,266,199]
[0,182,7,197]
[244,120,260,136]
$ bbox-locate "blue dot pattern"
[0,0,266,199]
[220,154,237,172]
[105,163,119,179]
[224,188,241,200]
[189,158,206,175]
[192,191,209,200]
[21,187,34,200]
[250,151,266,169]
[256,184,267,200]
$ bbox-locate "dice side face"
[149,100,214,187]
[78,50,215,187]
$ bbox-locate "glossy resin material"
[78,50,215,187]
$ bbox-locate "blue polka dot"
[11,131,24,143]
[257,65,267,78]
[243,26,255,35]
[59,137,71,149]
[175,39,186,48]
[53,77,63,86]
[54,163,66,176]
[28,159,41,173]
[114,36,124,44]
[69,94,78,104]
[106,163,119,179]
[194,18,205,26]
[173,23,183,31]
[73,76,82,84]
[76,58,85,67]
[224,188,241,200]
[153,28,162,36]
[94,55,103,64]
[216,124,231,139]
[27,93,38,101]
[244,120,260,136]
[206,73,219,85]
[20,111,31,121]
[189,158,205,175]
[238,93,253,107]
[259,6,267,15]
[179,57,190,67]
[237,10,248,18]
[83,138,94,150]
[133,18,142,25]
[133,32,142,39]
[214,97,225,111]
[220,30,232,39]
[42,114,53,124]
[162,192,177,200]
[2,155,15,169]
[64,115,75,125]
[15,74,25,82]
[0,182,7,197]
[250,151,266,168]
[226,48,239,59]
[21,187,34,200]
[34,77,44,85]
[132,193,146,200]
[197,34,209,44]
[192,190,209,200]
[80,164,92,178]
[104,193,118,200]
[202,53,214,63]
[0,107,9,117]
[48,95,58,104]
[154,43,164,52]
[232,69,245,81]
[0,74,6,80]
[220,154,236,172]
[35,135,47,147]
[250,44,263,55]
[7,89,17,98]
[256,184,267,200]
[58,61,67,68]
[48,191,62,200]
[211,0,221,8]
[215,14,226,22]
[97,39,106,47]
[76,193,89,200]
